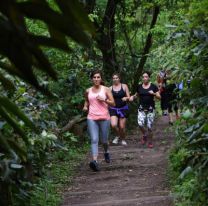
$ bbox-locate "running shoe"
[112,136,119,144]
[89,160,100,171]
[121,140,128,146]
[104,152,111,163]
[163,111,168,116]
[141,135,147,145]
[169,121,173,125]
[148,142,154,148]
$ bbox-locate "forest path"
[61,115,174,206]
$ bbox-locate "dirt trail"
[61,116,174,206]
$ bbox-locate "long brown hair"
[90,70,105,85]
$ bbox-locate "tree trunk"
[132,6,160,91]
[97,0,119,78]
[0,181,12,206]
[82,0,96,13]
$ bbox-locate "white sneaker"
[112,136,119,144]
[121,140,127,146]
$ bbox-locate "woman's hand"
[96,95,105,102]
[122,97,129,102]
[148,90,155,95]
[129,96,134,102]
[83,106,88,112]
[129,93,137,102]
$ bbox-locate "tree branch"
[132,6,160,91]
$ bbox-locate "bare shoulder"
[103,86,110,91]
[85,88,90,93]
[103,86,111,94]
[122,83,129,90]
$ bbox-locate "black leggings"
[161,92,169,110]
[161,91,178,113]
[167,102,178,113]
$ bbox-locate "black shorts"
[109,108,129,118]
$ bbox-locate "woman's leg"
[161,93,165,111]
[173,102,179,119]
[99,120,110,153]
[138,110,147,144]
[111,116,119,135]
[110,116,119,143]
[119,118,126,145]
[147,111,155,148]
[99,120,111,163]
[162,92,169,115]
[119,118,127,140]
[87,119,99,161]
[168,103,174,124]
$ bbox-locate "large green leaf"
[0,72,15,92]
[47,10,70,51]
[18,1,92,46]
[0,106,29,144]
[0,96,35,130]
[0,133,12,155]
[0,18,48,90]
[0,61,22,78]
[7,139,27,161]
[29,34,70,52]
[55,0,95,33]
[179,166,192,179]
[0,0,95,97]
[28,43,57,79]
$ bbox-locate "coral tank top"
[87,86,110,120]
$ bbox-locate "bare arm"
[129,92,138,102]
[83,89,89,112]
[122,84,131,102]
[96,87,115,106]
[105,88,115,106]
[148,90,161,100]
[155,91,161,99]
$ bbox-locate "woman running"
[83,70,115,171]
[157,70,168,115]
[165,82,180,124]
[130,71,161,148]
[109,73,130,145]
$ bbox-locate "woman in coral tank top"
[83,70,115,171]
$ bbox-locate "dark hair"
[90,70,103,79]
[142,71,151,77]
[90,70,105,85]
[112,72,121,79]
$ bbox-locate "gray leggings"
[87,119,110,156]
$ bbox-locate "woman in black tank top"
[109,73,130,146]
[112,85,127,108]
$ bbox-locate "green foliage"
[189,0,208,28]
[30,139,89,206]
[1,0,207,205]
[0,0,93,94]
[163,1,208,205]
[0,0,94,205]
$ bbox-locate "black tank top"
[112,84,127,108]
